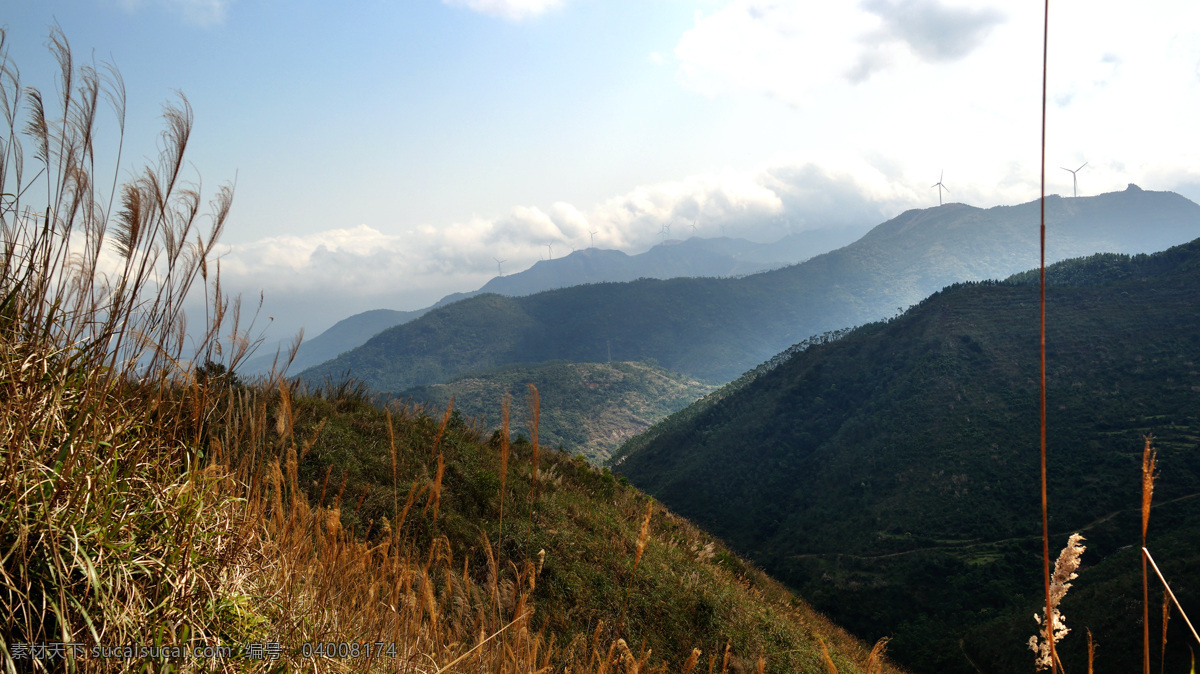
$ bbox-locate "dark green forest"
[612,240,1200,673]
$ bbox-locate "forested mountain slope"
[249,227,867,376]
[401,361,718,463]
[301,187,1200,393]
[612,239,1200,672]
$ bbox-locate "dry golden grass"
[2,26,904,674]
[863,637,889,674]
[0,28,590,672]
[203,387,586,673]
[818,636,838,674]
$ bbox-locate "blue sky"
[5,0,1200,339]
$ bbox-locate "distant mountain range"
[243,225,867,375]
[249,307,431,377]
[299,186,1200,394]
[611,239,1200,673]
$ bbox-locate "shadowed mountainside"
[247,226,867,376]
[611,239,1200,673]
[300,187,1200,394]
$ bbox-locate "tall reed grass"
[2,27,899,674]
[1,24,246,661]
[0,27,591,673]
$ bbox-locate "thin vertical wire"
[1039,0,1057,671]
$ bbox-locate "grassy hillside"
[6,340,903,671]
[612,240,1200,673]
[401,361,718,463]
[1,32,899,674]
[300,188,1200,393]
[276,383,900,673]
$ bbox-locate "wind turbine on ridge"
[1061,162,1087,197]
[493,257,506,277]
[589,230,598,248]
[932,170,949,206]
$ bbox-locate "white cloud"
[862,0,1004,62]
[674,2,874,106]
[207,0,1200,339]
[116,0,232,25]
[669,0,1200,208]
[442,0,563,20]
[587,169,785,245]
[674,0,1004,104]
[212,161,906,338]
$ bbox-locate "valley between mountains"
[287,186,1200,673]
[12,12,1200,674]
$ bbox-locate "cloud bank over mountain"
[214,160,903,338]
[23,0,1193,343]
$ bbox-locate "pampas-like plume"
[1029,533,1087,670]
[817,635,838,673]
[865,637,890,674]
[633,502,652,575]
[616,638,637,674]
[617,501,654,638]
[429,451,445,524]
[1143,435,1158,674]
[388,409,398,537]
[681,648,701,674]
[422,399,454,524]
[1142,436,1157,541]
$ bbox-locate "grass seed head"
[1029,533,1086,670]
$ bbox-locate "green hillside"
[251,381,904,673]
[611,240,1200,673]
[300,188,1200,393]
[1,32,899,673]
[401,361,718,463]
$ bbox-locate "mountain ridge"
[244,226,866,375]
[299,187,1200,393]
